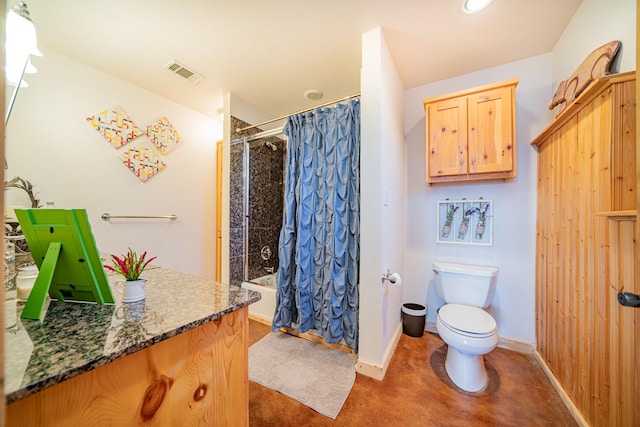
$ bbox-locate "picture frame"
[436,199,493,246]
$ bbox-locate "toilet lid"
[438,304,497,337]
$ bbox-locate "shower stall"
[230,117,285,323]
[229,95,360,334]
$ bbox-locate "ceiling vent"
[162,60,205,84]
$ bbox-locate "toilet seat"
[438,303,496,338]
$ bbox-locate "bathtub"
[241,273,277,325]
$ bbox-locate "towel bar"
[101,213,177,221]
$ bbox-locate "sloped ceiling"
[21,0,582,118]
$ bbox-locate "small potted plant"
[457,205,477,240]
[105,248,156,303]
[441,204,458,238]
[475,202,490,239]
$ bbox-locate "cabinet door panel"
[532,73,638,427]
[468,87,514,174]
[427,98,468,177]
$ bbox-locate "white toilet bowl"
[436,303,498,392]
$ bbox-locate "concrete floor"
[248,320,578,426]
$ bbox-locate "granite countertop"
[4,266,261,404]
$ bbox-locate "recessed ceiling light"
[304,89,323,101]
[463,0,492,13]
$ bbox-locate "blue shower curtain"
[271,99,360,352]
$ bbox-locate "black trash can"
[402,303,427,337]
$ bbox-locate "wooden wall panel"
[533,75,637,427]
[216,140,223,282]
[612,88,637,210]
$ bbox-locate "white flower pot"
[119,279,147,303]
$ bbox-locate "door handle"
[617,291,640,307]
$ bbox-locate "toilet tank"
[433,261,498,308]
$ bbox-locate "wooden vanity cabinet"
[424,78,519,184]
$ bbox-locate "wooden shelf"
[596,210,637,220]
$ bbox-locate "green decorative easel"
[15,209,115,321]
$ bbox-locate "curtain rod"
[235,93,360,133]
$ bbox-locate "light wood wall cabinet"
[424,78,518,184]
[531,71,638,427]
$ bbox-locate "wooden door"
[216,140,223,282]
[603,79,638,427]
[426,97,468,178]
[467,86,514,174]
[0,1,5,423]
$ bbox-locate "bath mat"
[249,332,356,419]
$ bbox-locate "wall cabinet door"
[424,78,518,185]
[468,86,514,174]
[426,97,467,177]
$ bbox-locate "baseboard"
[533,351,589,427]
[254,315,533,379]
[279,326,355,354]
[426,320,437,334]
[251,315,357,355]
[497,336,535,354]
[355,322,403,380]
[247,312,272,326]
[426,321,535,354]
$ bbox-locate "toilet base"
[444,346,488,392]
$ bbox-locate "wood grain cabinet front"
[7,307,250,427]
[424,78,519,184]
[531,71,637,427]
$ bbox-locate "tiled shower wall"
[229,117,285,286]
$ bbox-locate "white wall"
[6,48,222,278]
[359,27,406,370]
[229,94,285,133]
[552,0,636,88]
[402,0,637,346]
[403,54,553,344]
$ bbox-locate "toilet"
[433,261,499,392]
